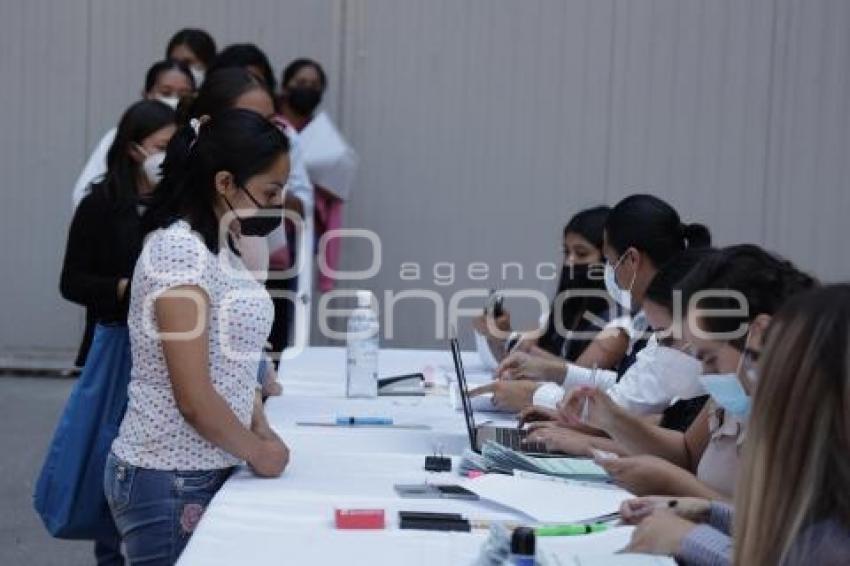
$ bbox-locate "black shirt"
[59,183,144,366]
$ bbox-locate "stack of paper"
[479,441,610,481]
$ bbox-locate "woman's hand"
[261,362,282,397]
[620,496,712,525]
[524,424,593,456]
[595,454,685,496]
[471,311,512,341]
[248,437,290,478]
[517,405,560,426]
[497,351,566,382]
[623,509,698,556]
[558,386,623,432]
[468,380,539,412]
[117,278,129,300]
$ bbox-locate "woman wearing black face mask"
[473,206,622,364]
[105,110,292,564]
[469,207,631,412]
[278,58,358,294]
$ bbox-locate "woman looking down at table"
[104,109,291,565]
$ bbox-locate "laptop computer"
[449,338,553,456]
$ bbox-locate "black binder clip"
[425,447,452,472]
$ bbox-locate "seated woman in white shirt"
[549,245,816,500]
[617,284,850,566]
[72,59,195,208]
[472,194,711,411]
[523,247,717,435]
[105,109,291,565]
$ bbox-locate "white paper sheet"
[463,473,631,523]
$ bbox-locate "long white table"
[177,347,667,565]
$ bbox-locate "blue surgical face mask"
[698,333,758,417]
[699,372,751,416]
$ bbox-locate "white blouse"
[112,220,273,470]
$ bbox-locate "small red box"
[335,508,386,530]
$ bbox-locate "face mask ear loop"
[735,328,754,391]
[615,249,638,293]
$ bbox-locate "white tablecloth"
[176,347,655,565]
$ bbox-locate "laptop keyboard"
[494,427,549,454]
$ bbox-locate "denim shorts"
[104,451,233,565]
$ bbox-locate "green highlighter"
[534,523,610,537]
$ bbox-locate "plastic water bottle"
[346,290,379,398]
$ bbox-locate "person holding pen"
[472,195,711,413]
[617,285,850,565]
[552,246,816,500]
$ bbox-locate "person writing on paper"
[469,206,628,410]
[278,58,357,293]
[166,28,217,87]
[72,60,195,208]
[558,246,816,499]
[522,247,718,455]
[105,110,291,564]
[617,285,850,565]
[476,195,712,412]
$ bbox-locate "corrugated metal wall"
[1,0,847,354]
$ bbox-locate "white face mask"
[155,95,180,110]
[651,345,706,401]
[140,150,166,187]
[189,66,206,87]
[604,252,635,311]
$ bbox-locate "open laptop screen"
[449,338,478,451]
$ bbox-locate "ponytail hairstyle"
[101,99,175,209]
[605,194,711,267]
[177,67,270,124]
[644,247,718,314]
[142,108,290,253]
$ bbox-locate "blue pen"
[335,416,394,426]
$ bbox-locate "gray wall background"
[1,0,848,354]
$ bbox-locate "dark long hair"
[166,28,218,68]
[178,67,270,123]
[606,194,712,267]
[208,44,276,92]
[537,206,612,360]
[100,100,175,209]
[142,108,290,253]
[281,58,327,91]
[645,247,718,313]
[143,59,195,94]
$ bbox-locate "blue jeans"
[104,452,233,565]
